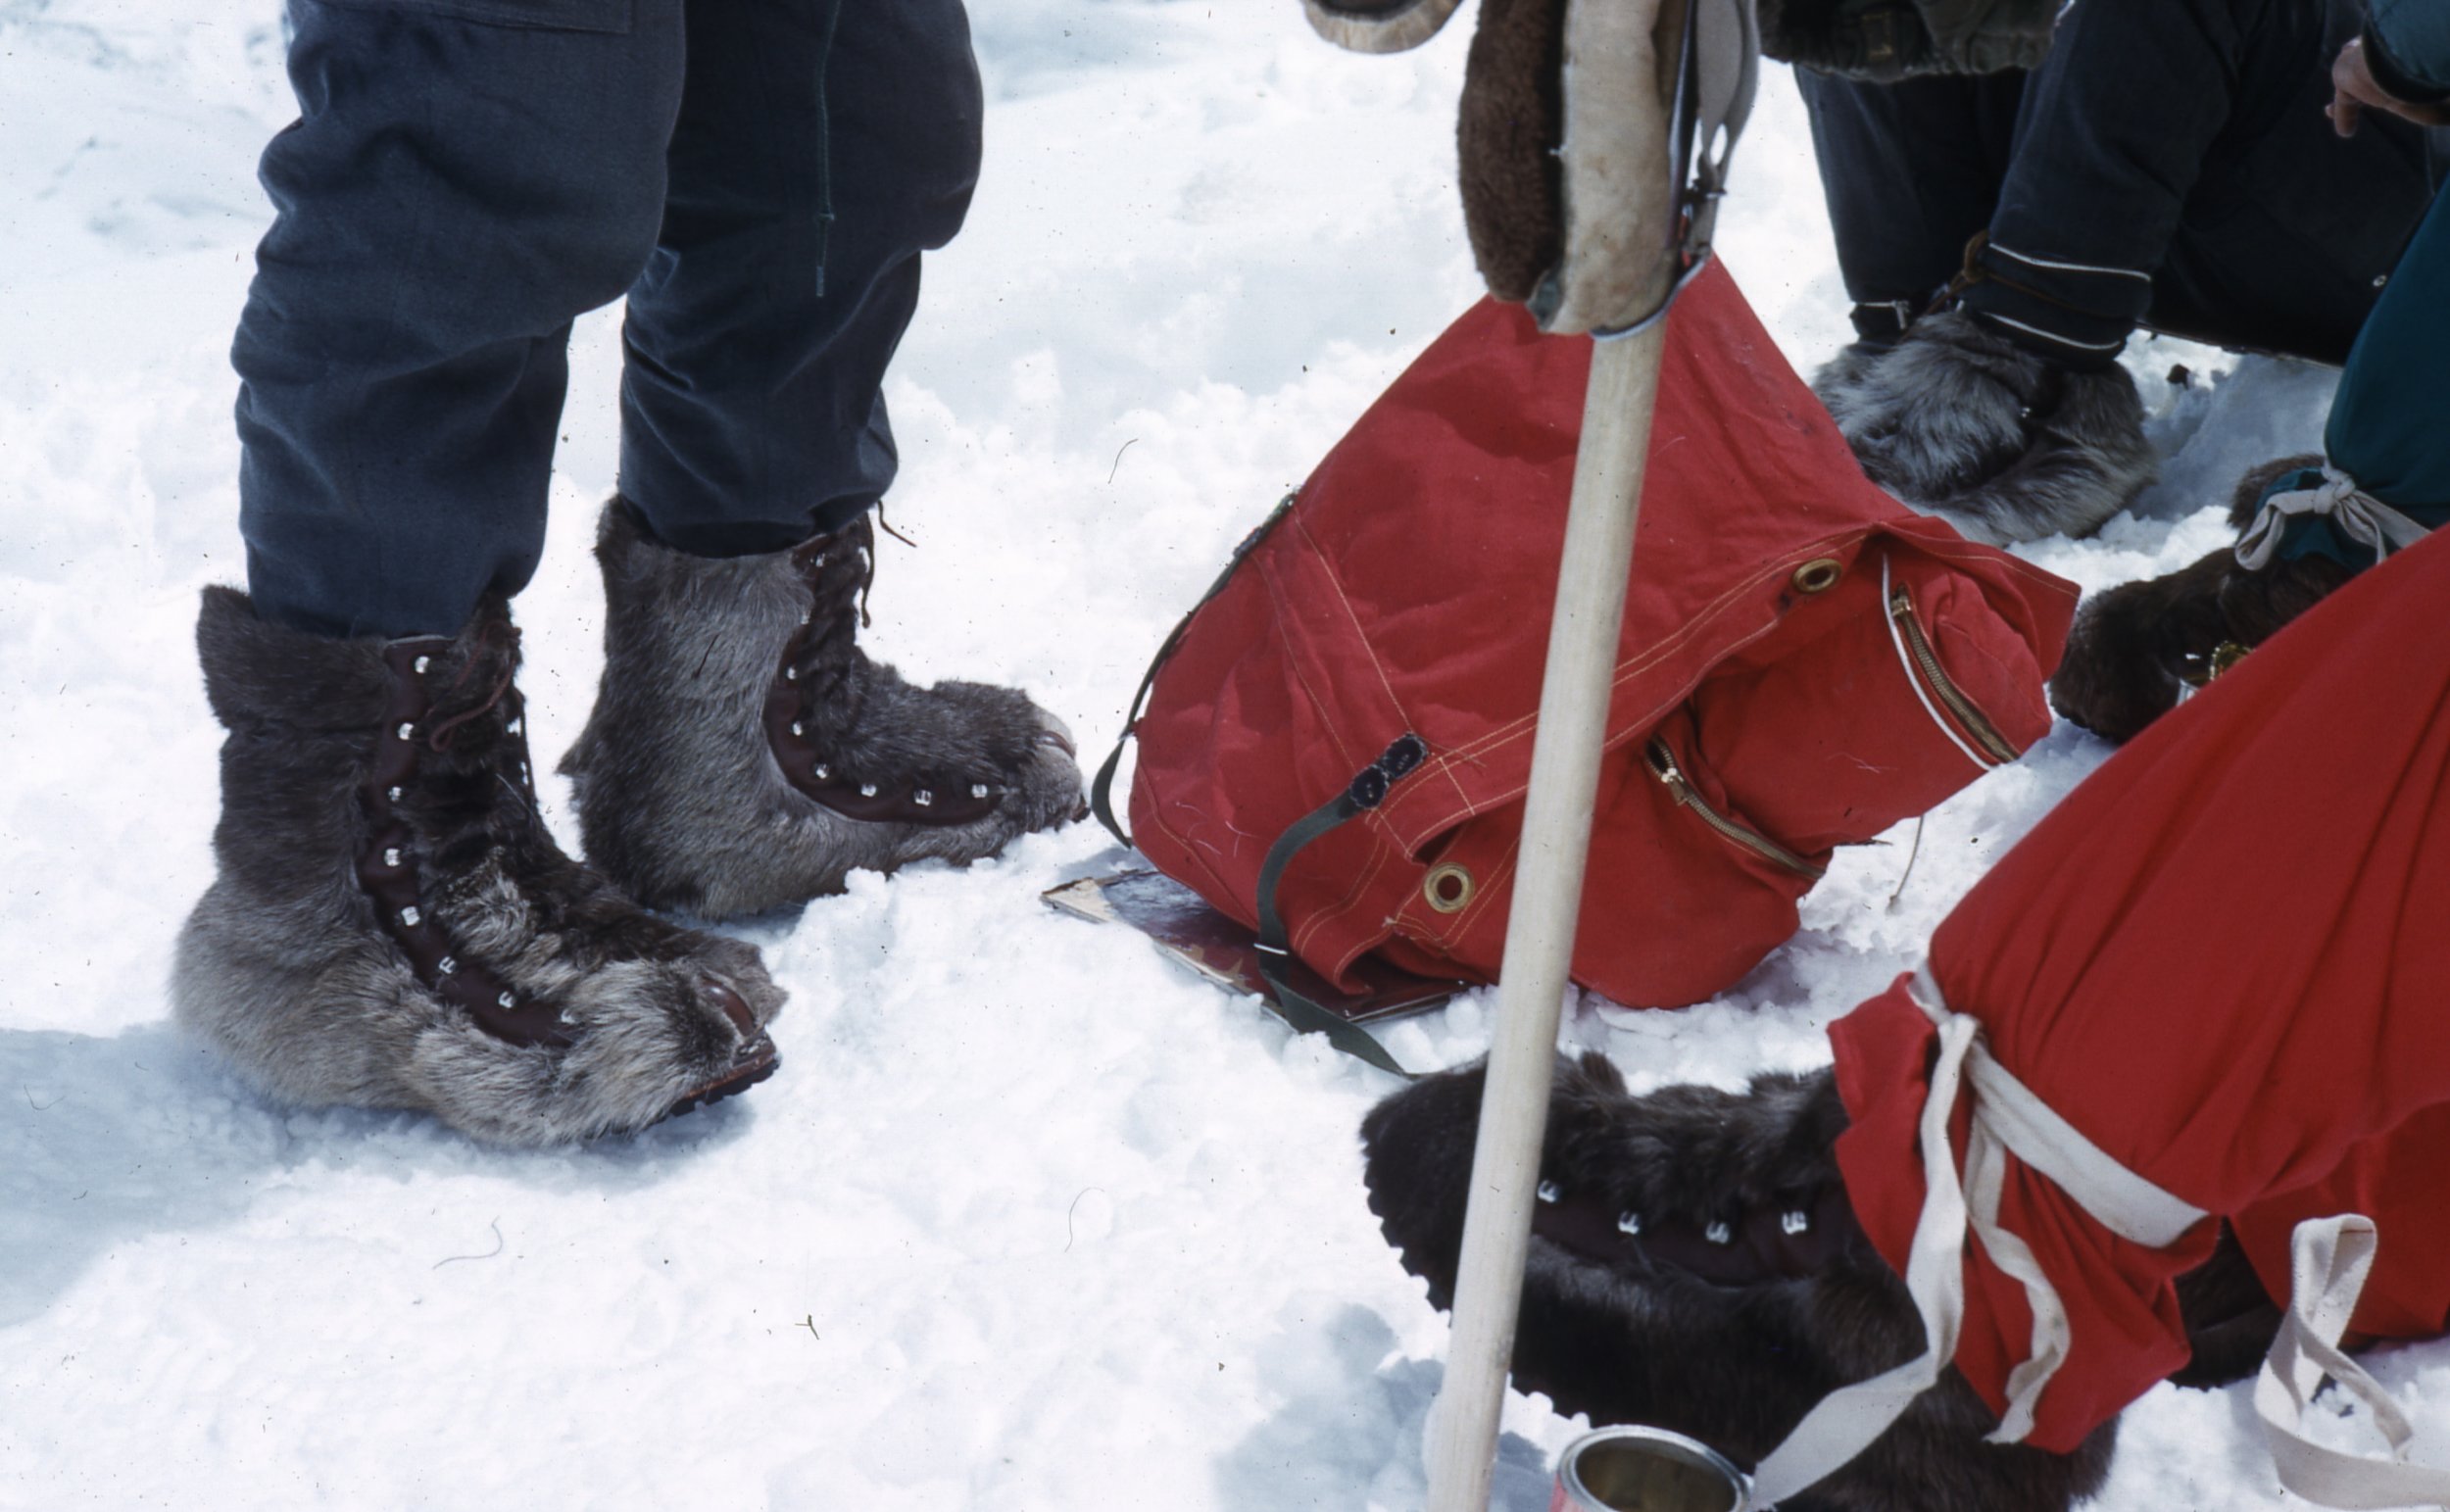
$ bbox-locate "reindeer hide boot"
[561,499,1085,920]
[1812,310,2157,546]
[1360,1053,2118,1512]
[173,588,783,1146]
[2050,454,2351,744]
[1360,1054,2280,1508]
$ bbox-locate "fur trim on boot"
[2050,454,2349,744]
[1813,310,2156,546]
[561,500,1084,920]
[173,588,783,1146]
[1361,1053,2269,1510]
[1361,1057,2276,1496]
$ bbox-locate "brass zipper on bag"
[1888,591,2021,765]
[1643,738,1825,879]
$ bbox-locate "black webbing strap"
[1092,493,1299,851]
[1249,734,1429,1079]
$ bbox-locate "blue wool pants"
[234,0,981,638]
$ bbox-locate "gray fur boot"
[173,587,784,1146]
[1813,311,2157,545]
[560,500,1084,920]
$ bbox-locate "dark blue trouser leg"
[1794,68,2022,340]
[617,0,983,556]
[235,0,686,638]
[235,0,981,634]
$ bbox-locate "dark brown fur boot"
[2050,455,2352,744]
[561,500,1084,920]
[173,588,783,1146]
[1359,1054,2278,1509]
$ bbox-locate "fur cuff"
[1813,309,2154,545]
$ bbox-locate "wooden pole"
[1422,321,1670,1512]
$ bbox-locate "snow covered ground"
[0,1,2383,1507]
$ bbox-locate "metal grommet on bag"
[1791,558,1843,595]
[1423,862,1476,914]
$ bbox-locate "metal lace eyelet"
[1617,1212,1642,1236]
[437,956,457,975]
[396,722,415,741]
[859,783,878,798]
[1536,1180,1561,1205]
[414,656,430,675]
[1781,1210,1810,1236]
[399,905,421,928]
[913,789,933,806]
[791,721,803,738]
[497,991,515,1009]
[387,786,403,802]
[558,1008,576,1026]
[1705,1221,1733,1245]
[383,848,402,868]
[784,666,798,681]
[970,784,990,800]
[812,763,832,781]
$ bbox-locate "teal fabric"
[2369,0,2450,98]
[2269,189,2450,567]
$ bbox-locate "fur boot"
[2050,455,2351,744]
[173,588,784,1146]
[1360,1054,2275,1510]
[1813,310,2156,546]
[561,500,1084,920]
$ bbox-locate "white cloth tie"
[1750,969,2450,1508]
[2234,465,2431,571]
[1748,968,2207,1504]
[2253,1218,2450,1508]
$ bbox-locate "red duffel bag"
[1104,262,2079,1018]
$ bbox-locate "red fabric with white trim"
[1127,262,2076,1007]
[1834,528,2450,1453]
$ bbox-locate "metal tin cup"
[1549,1426,1751,1512]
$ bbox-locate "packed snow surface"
[0,1,2402,1507]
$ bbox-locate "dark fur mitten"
[2050,455,2350,743]
[1361,1055,2117,1512]
[1455,0,1565,305]
[1814,310,2156,546]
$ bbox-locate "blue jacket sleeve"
[2365,0,2450,104]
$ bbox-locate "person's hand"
[2328,37,2450,137]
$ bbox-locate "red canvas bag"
[1108,263,2078,1017]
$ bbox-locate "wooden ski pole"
[1421,320,1669,1512]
